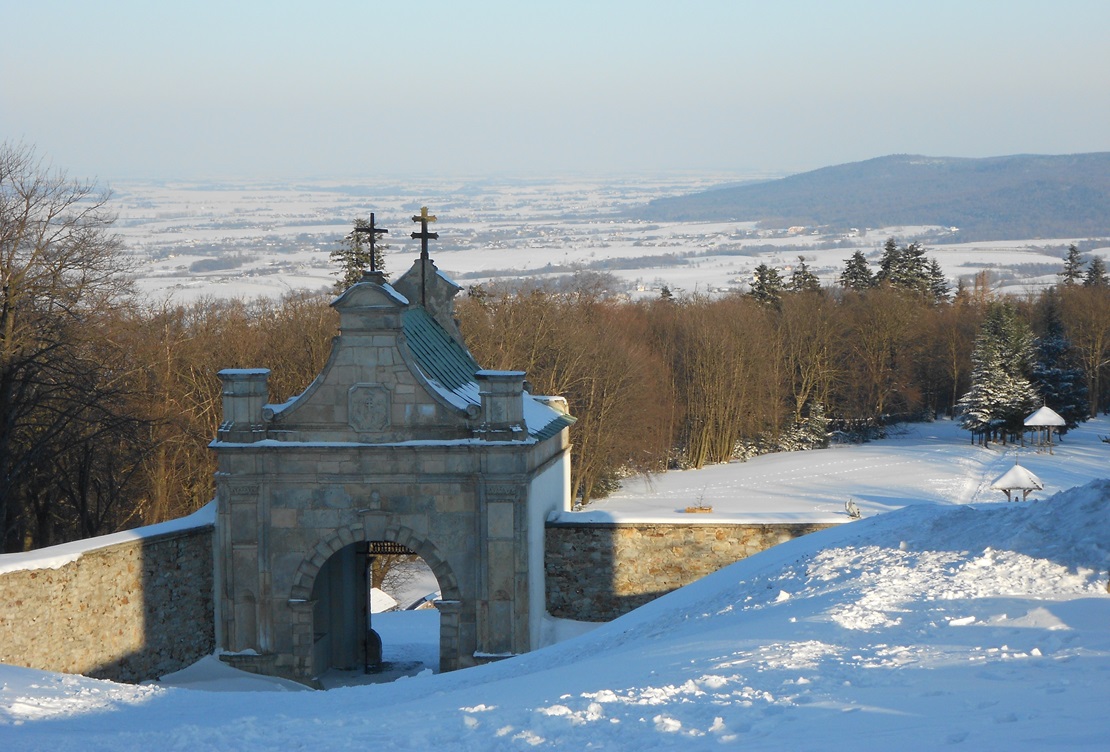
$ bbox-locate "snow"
[991,464,1044,492]
[1026,405,1067,426]
[108,177,1101,304]
[555,418,1101,524]
[370,588,397,614]
[0,502,215,575]
[2,420,1109,749]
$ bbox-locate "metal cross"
[411,206,439,306]
[410,206,438,261]
[352,213,389,272]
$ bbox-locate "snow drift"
[2,477,1108,750]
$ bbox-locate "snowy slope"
[566,417,1108,522]
[1,425,1108,750]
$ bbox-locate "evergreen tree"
[1031,292,1089,430]
[1082,255,1109,287]
[900,242,930,293]
[875,238,932,295]
[957,302,1039,443]
[927,259,950,303]
[800,402,829,448]
[839,251,875,290]
[1059,244,1084,286]
[748,263,784,306]
[876,237,901,285]
[331,217,388,291]
[789,256,821,293]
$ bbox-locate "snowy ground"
[108,176,1109,303]
[1,419,1108,750]
[562,418,1107,523]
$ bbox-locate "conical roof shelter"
[990,463,1043,501]
[1023,405,1066,452]
[1024,405,1065,427]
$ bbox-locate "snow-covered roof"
[1024,405,1066,427]
[990,463,1044,491]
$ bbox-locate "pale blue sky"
[2,1,1108,182]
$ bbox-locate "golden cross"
[410,205,440,307]
[410,205,439,262]
[412,206,437,225]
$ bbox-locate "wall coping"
[545,516,846,529]
[0,502,216,575]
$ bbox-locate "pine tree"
[875,238,932,295]
[789,256,821,293]
[957,302,1039,443]
[1083,255,1109,287]
[928,259,950,303]
[331,217,388,291]
[876,237,901,285]
[1059,244,1084,286]
[1031,292,1089,430]
[900,242,930,293]
[839,251,875,290]
[748,263,784,306]
[800,402,829,448]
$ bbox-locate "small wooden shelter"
[990,463,1044,502]
[1023,405,1066,452]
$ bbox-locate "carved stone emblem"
[348,384,391,432]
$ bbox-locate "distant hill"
[637,153,1110,241]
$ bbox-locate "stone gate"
[212,254,574,684]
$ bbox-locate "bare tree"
[1059,285,1110,416]
[0,143,133,549]
[778,292,842,424]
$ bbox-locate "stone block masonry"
[0,525,214,683]
[546,521,836,621]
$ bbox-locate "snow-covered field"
[563,418,1108,523]
[110,176,1109,302]
[2,418,1108,750]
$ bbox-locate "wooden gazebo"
[990,463,1043,502]
[1024,405,1066,452]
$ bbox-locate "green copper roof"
[401,306,575,441]
[402,307,482,403]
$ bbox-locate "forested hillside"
[639,153,1110,241]
[5,143,1110,553]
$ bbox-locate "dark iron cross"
[352,213,389,272]
[411,206,439,305]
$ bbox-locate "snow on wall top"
[0,502,215,576]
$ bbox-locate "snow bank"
[3,481,1107,749]
[2,425,1108,750]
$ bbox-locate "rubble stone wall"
[0,526,215,683]
[545,521,836,621]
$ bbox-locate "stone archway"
[212,269,574,684]
[289,524,463,677]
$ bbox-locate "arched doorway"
[309,540,441,681]
[292,528,463,682]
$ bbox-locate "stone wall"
[546,521,836,621]
[0,525,215,683]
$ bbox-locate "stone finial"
[393,257,464,343]
[475,370,526,441]
[331,274,409,335]
[217,369,270,442]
